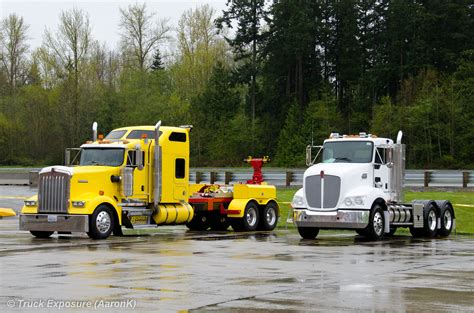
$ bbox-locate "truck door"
[374,147,390,192]
[127,147,148,200]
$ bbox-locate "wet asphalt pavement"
[1,187,474,312]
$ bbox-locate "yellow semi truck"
[19,121,279,239]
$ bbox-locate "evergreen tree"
[150,49,164,71]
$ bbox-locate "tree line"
[0,1,473,168]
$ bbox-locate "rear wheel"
[87,205,114,240]
[186,215,210,231]
[30,231,54,238]
[259,202,279,231]
[209,216,230,231]
[298,227,319,239]
[232,202,259,232]
[423,204,438,237]
[439,203,454,237]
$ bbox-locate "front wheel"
[87,205,114,240]
[367,204,385,241]
[30,231,54,238]
[298,227,319,239]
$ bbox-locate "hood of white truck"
[303,163,375,210]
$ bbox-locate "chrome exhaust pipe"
[92,122,98,141]
[154,121,162,206]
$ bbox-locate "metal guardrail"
[0,168,472,188]
[189,169,473,188]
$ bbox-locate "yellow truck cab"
[20,121,279,239]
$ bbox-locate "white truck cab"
[292,131,455,240]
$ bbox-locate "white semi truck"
[291,131,455,240]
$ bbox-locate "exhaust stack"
[92,122,98,142]
[153,121,162,206]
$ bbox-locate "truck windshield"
[322,141,373,163]
[79,148,124,166]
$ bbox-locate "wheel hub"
[428,210,437,231]
[373,212,383,236]
[246,208,257,227]
[96,211,111,233]
[443,210,452,230]
[266,208,276,226]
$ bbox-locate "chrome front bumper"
[20,214,89,232]
[293,208,369,229]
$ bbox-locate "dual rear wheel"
[410,201,454,238]
[231,202,279,232]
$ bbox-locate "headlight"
[343,196,365,207]
[292,195,305,208]
[72,201,86,207]
[354,196,364,205]
[24,200,37,207]
[344,197,353,206]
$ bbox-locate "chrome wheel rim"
[443,210,452,230]
[246,207,257,227]
[265,207,277,226]
[96,211,111,233]
[428,210,437,231]
[373,211,383,236]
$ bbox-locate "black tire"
[439,203,454,237]
[87,205,114,240]
[259,202,279,231]
[209,216,230,231]
[30,231,54,238]
[232,202,259,232]
[367,204,385,240]
[423,203,438,237]
[298,226,319,239]
[186,215,209,231]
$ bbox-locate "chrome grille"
[38,171,70,213]
[305,174,341,209]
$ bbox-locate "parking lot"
[1,186,473,312]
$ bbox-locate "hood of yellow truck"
[41,165,121,199]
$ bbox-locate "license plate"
[47,215,58,222]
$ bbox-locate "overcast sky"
[1,0,228,51]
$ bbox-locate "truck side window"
[169,132,187,142]
[175,158,185,179]
[127,151,135,166]
[127,151,144,167]
[375,148,385,164]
